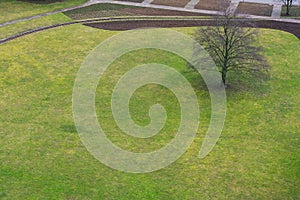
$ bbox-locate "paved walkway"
[0,0,299,27]
[237,0,299,5]
[272,4,283,18]
[142,0,154,5]
[185,0,200,9]
[228,1,240,13]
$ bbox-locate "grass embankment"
[0,23,299,199]
[0,0,87,24]
[0,13,71,41]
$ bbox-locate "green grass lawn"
[0,23,299,199]
[0,0,87,24]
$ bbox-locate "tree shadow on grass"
[182,63,271,97]
[60,124,78,134]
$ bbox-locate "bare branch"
[194,10,270,85]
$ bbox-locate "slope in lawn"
[0,0,87,24]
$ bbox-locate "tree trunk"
[286,0,293,15]
[222,69,227,85]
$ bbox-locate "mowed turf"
[0,13,71,41]
[0,23,299,199]
[0,0,87,24]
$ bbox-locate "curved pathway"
[0,0,299,45]
[1,0,299,27]
[0,16,299,45]
[0,1,94,27]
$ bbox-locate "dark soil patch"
[64,4,208,20]
[85,19,300,39]
[194,0,230,11]
[236,2,273,17]
[151,0,191,8]
[118,8,208,16]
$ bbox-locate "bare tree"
[282,0,294,15]
[194,12,269,86]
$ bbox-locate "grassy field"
[0,19,299,199]
[0,0,87,24]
